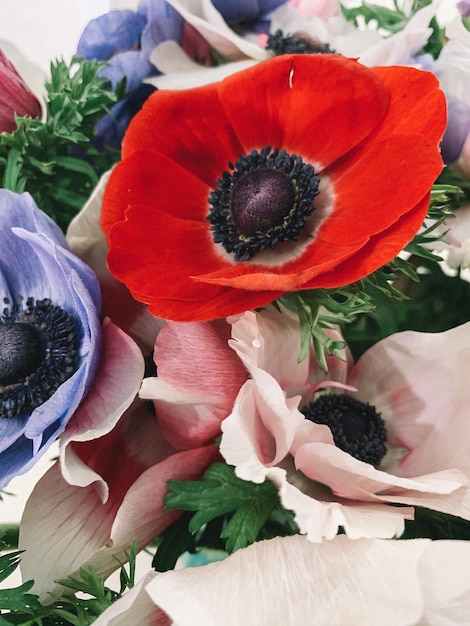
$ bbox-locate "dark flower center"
[0,297,81,419]
[302,393,388,466]
[267,29,335,56]
[207,146,320,261]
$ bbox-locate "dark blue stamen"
[302,393,388,466]
[207,146,320,261]
[0,298,81,419]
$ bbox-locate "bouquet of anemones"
[1,0,470,624]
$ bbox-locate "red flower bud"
[0,49,41,133]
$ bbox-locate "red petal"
[101,150,211,239]
[121,83,242,187]
[107,203,225,304]
[319,133,444,244]
[301,194,431,289]
[217,54,389,168]
[370,65,447,143]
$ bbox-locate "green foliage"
[161,463,297,565]
[340,0,445,57]
[0,545,138,625]
[279,287,374,371]
[402,508,470,540]
[0,57,124,231]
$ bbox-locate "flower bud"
[0,49,41,133]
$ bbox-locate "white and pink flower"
[90,535,470,626]
[219,306,470,540]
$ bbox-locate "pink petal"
[91,571,166,626]
[19,442,219,601]
[144,319,247,449]
[59,319,145,495]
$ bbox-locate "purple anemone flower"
[440,95,470,164]
[0,190,101,488]
[77,0,184,150]
[212,0,287,32]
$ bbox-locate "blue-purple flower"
[77,0,185,150]
[0,190,101,488]
[212,0,287,32]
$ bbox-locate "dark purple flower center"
[0,297,80,419]
[207,146,320,261]
[267,28,334,56]
[0,323,43,385]
[231,168,296,237]
[302,393,387,466]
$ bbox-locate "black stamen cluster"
[302,393,388,467]
[0,297,81,419]
[267,29,334,56]
[207,146,320,261]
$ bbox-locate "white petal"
[166,0,269,61]
[145,535,431,626]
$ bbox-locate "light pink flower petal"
[59,319,145,497]
[419,540,470,623]
[288,0,340,18]
[271,462,414,540]
[166,0,269,61]
[148,40,258,90]
[91,571,168,626]
[295,442,466,501]
[20,443,219,601]
[144,535,435,626]
[144,319,247,449]
[220,379,310,480]
[349,322,470,521]
[67,172,162,354]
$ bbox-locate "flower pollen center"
[302,393,388,466]
[207,146,320,261]
[231,168,295,237]
[0,323,43,385]
[0,297,81,419]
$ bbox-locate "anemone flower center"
[0,297,81,419]
[0,323,43,385]
[267,28,334,56]
[207,146,320,262]
[302,393,388,466]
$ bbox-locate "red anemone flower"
[101,54,446,322]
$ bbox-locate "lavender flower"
[0,190,101,488]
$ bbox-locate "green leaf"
[0,580,40,613]
[165,463,283,553]
[0,551,23,584]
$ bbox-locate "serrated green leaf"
[0,580,39,613]
[165,463,281,553]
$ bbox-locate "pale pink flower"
[220,307,470,541]
[288,0,339,19]
[271,3,434,67]
[19,319,219,601]
[91,535,470,626]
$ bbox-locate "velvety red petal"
[193,236,367,291]
[301,194,431,289]
[146,286,284,321]
[319,133,444,244]
[121,83,242,187]
[107,202,226,304]
[369,65,447,144]
[217,54,389,168]
[101,151,211,240]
